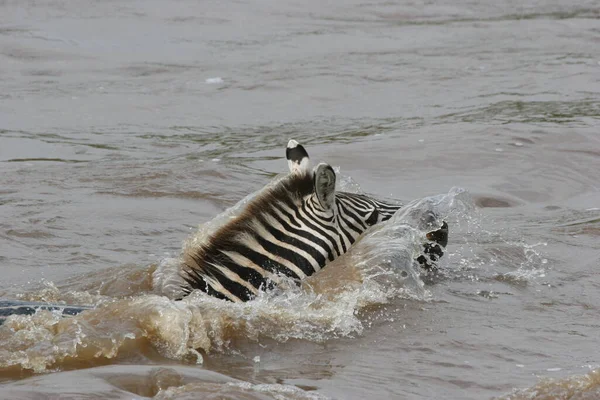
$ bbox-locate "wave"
[0,175,473,377]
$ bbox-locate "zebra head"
[180,140,446,302]
[285,139,402,251]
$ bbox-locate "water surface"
[1,0,599,399]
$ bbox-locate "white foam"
[205,77,224,84]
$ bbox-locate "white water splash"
[1,173,475,374]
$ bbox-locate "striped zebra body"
[181,140,448,302]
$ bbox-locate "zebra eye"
[365,209,379,226]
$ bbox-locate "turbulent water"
[1,0,599,399]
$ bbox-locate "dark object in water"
[0,300,91,326]
[417,222,449,270]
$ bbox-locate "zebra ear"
[286,139,311,174]
[314,163,336,209]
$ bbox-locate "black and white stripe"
[181,140,446,302]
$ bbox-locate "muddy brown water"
[1,0,599,399]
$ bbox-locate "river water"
[1,0,599,399]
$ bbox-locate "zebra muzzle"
[418,221,449,270]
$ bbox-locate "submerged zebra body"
[0,300,92,326]
[181,140,448,302]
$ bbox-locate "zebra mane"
[205,170,314,243]
[181,169,315,297]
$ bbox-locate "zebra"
[0,140,448,323]
[180,140,448,302]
